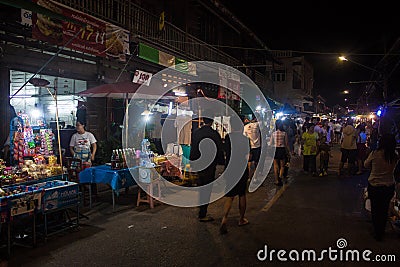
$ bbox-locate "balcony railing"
[59,0,270,91]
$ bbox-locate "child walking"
[317,135,331,176]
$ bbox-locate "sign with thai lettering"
[31,0,130,61]
[218,68,241,97]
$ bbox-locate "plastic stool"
[136,180,162,209]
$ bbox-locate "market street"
[4,144,400,266]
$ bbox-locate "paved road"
[3,144,400,266]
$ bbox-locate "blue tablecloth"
[79,165,138,195]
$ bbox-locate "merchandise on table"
[0,157,63,187]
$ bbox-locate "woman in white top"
[364,133,399,241]
[69,120,97,165]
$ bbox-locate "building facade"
[0,0,315,148]
[266,51,315,115]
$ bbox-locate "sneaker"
[323,171,328,176]
[199,216,214,222]
[319,173,323,177]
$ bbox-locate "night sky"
[219,1,400,108]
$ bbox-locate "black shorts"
[274,147,287,160]
[249,147,261,163]
[226,167,249,197]
[340,148,357,164]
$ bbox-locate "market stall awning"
[266,97,281,110]
[78,81,175,100]
[279,103,299,115]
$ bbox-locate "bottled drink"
[121,149,127,168]
[111,150,116,169]
[115,149,120,169]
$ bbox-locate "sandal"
[219,224,228,235]
[238,218,249,226]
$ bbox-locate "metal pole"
[53,78,64,180]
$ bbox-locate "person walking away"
[368,121,379,151]
[364,134,399,241]
[317,135,331,176]
[69,120,97,166]
[243,116,261,180]
[356,124,368,175]
[190,114,225,222]
[301,116,311,135]
[338,118,357,176]
[269,120,289,185]
[220,117,250,235]
[333,120,342,144]
[301,123,319,176]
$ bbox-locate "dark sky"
[219,1,400,108]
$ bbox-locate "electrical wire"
[141,36,400,56]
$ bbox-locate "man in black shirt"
[190,115,225,222]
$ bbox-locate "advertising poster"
[31,0,129,61]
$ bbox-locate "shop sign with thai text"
[31,0,130,62]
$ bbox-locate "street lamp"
[338,55,388,106]
[338,56,379,73]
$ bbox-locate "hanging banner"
[219,68,240,96]
[132,70,152,86]
[217,87,240,100]
[31,0,130,62]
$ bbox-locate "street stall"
[77,79,203,204]
[1,115,79,256]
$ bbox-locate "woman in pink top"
[364,133,399,241]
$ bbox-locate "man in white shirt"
[243,117,261,178]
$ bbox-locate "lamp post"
[338,55,388,109]
[338,56,379,73]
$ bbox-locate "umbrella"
[78,81,175,100]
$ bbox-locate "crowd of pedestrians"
[190,111,400,240]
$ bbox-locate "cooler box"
[32,180,79,212]
[0,185,43,222]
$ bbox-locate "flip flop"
[219,224,228,235]
[238,218,249,226]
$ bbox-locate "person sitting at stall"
[69,120,97,166]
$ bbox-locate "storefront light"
[31,108,42,119]
[168,102,173,115]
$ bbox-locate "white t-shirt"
[69,131,97,151]
[243,122,261,148]
[174,114,192,145]
[334,123,342,132]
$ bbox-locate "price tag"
[132,70,153,86]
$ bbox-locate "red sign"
[32,0,129,61]
[218,87,240,100]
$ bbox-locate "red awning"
[79,81,175,99]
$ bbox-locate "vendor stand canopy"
[78,81,175,100]
[266,97,281,111]
[279,103,298,115]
